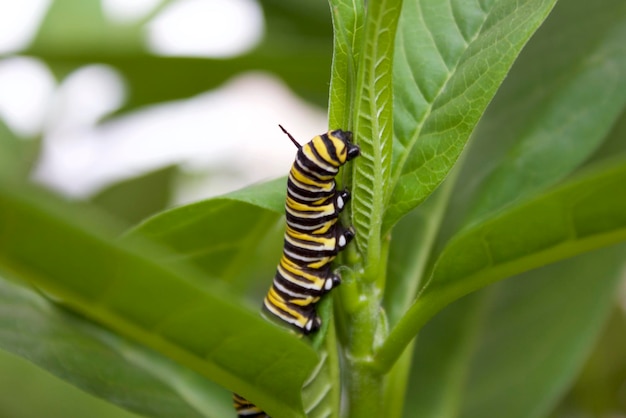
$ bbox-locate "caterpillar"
[234,126,360,417]
[233,393,269,418]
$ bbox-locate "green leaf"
[557,308,626,415]
[91,166,177,226]
[454,0,626,226]
[385,0,558,231]
[328,0,364,130]
[124,177,285,291]
[0,351,139,418]
[0,180,316,418]
[460,249,625,417]
[376,159,626,371]
[301,317,341,418]
[383,177,454,327]
[396,5,626,413]
[433,0,626,285]
[403,295,483,418]
[404,244,626,418]
[350,0,401,274]
[0,277,228,418]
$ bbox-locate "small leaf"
[328,0,364,130]
[301,300,342,418]
[350,0,401,273]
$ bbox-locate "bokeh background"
[0,1,333,416]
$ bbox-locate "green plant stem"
[326,320,342,418]
[382,339,415,418]
[345,361,384,417]
[342,242,390,417]
[328,0,401,416]
[343,278,389,416]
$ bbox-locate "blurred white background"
[0,0,327,203]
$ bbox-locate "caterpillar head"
[326,130,360,165]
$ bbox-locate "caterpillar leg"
[323,271,341,291]
[337,226,355,250]
[303,313,322,334]
[335,189,351,212]
[306,272,342,333]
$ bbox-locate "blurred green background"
[0,1,334,417]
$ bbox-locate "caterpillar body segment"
[233,393,270,418]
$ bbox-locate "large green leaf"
[125,177,285,293]
[0,277,227,418]
[0,351,138,418]
[460,248,625,417]
[447,0,626,230]
[385,0,558,231]
[91,166,177,226]
[404,244,626,418]
[0,180,317,418]
[378,0,626,375]
[393,1,626,413]
[376,158,626,371]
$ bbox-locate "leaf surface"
[404,245,626,418]
[385,0,558,230]
[328,0,364,130]
[350,0,401,267]
[91,166,177,226]
[448,0,626,228]
[0,180,316,418]
[0,277,228,418]
[125,177,285,291]
[377,159,626,370]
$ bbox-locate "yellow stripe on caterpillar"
[285,196,335,214]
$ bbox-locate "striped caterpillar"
[235,126,359,417]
